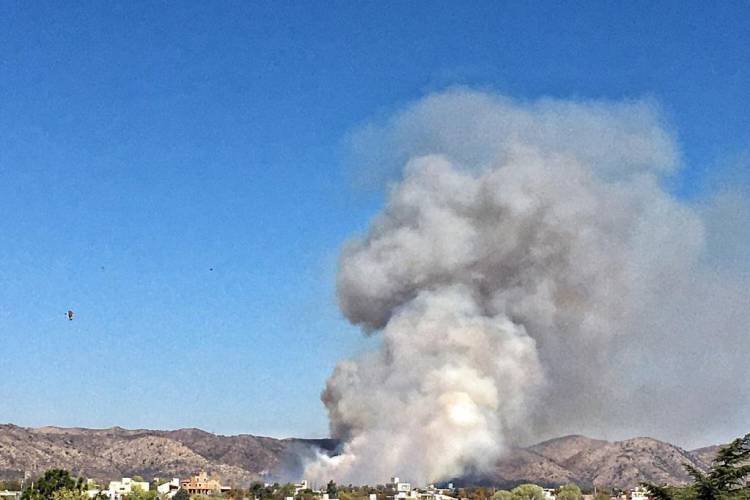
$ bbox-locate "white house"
[630,488,650,500]
[294,481,309,496]
[107,478,150,500]
[419,493,455,500]
[420,484,455,500]
[387,478,418,500]
[0,491,21,500]
[157,479,181,498]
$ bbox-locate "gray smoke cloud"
[305,89,750,486]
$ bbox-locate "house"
[387,478,418,500]
[419,485,456,500]
[181,472,229,496]
[107,478,150,500]
[418,492,455,500]
[0,490,21,500]
[630,488,650,500]
[294,481,309,496]
[157,479,181,498]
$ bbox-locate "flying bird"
[66,310,74,321]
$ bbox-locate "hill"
[0,424,335,486]
[0,424,725,489]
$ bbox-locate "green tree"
[686,433,750,500]
[21,469,84,500]
[90,490,110,500]
[643,432,750,500]
[556,484,582,500]
[249,483,263,500]
[511,484,545,500]
[173,490,190,500]
[327,482,338,499]
[52,489,88,500]
[277,484,295,499]
[492,491,513,500]
[124,485,157,500]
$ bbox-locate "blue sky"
[0,1,748,439]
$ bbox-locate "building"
[181,472,229,496]
[543,489,556,500]
[387,478,418,500]
[419,484,456,500]
[418,492,455,500]
[630,488,650,500]
[107,478,150,500]
[294,481,310,496]
[157,479,181,498]
[0,491,21,500]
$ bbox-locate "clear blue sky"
[0,1,748,439]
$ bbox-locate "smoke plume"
[306,89,750,486]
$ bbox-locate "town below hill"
[0,425,724,489]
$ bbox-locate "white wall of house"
[107,478,150,500]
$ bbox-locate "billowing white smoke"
[305,89,750,486]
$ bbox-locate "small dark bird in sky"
[66,310,74,321]
[209,267,214,271]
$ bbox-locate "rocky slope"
[0,425,725,489]
[476,435,715,489]
[0,424,335,486]
[690,444,724,466]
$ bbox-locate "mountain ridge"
[0,424,722,489]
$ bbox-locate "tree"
[249,483,263,500]
[21,469,84,500]
[643,432,750,500]
[556,484,582,500]
[124,485,157,500]
[89,490,110,500]
[327,481,338,499]
[173,490,190,500]
[278,484,295,499]
[686,433,750,500]
[511,485,545,500]
[52,490,88,500]
[492,491,514,500]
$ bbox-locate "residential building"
[630,488,650,500]
[107,478,150,500]
[181,472,229,496]
[294,481,309,496]
[418,492,454,500]
[0,491,21,500]
[387,478,418,500]
[419,484,456,500]
[157,479,181,498]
